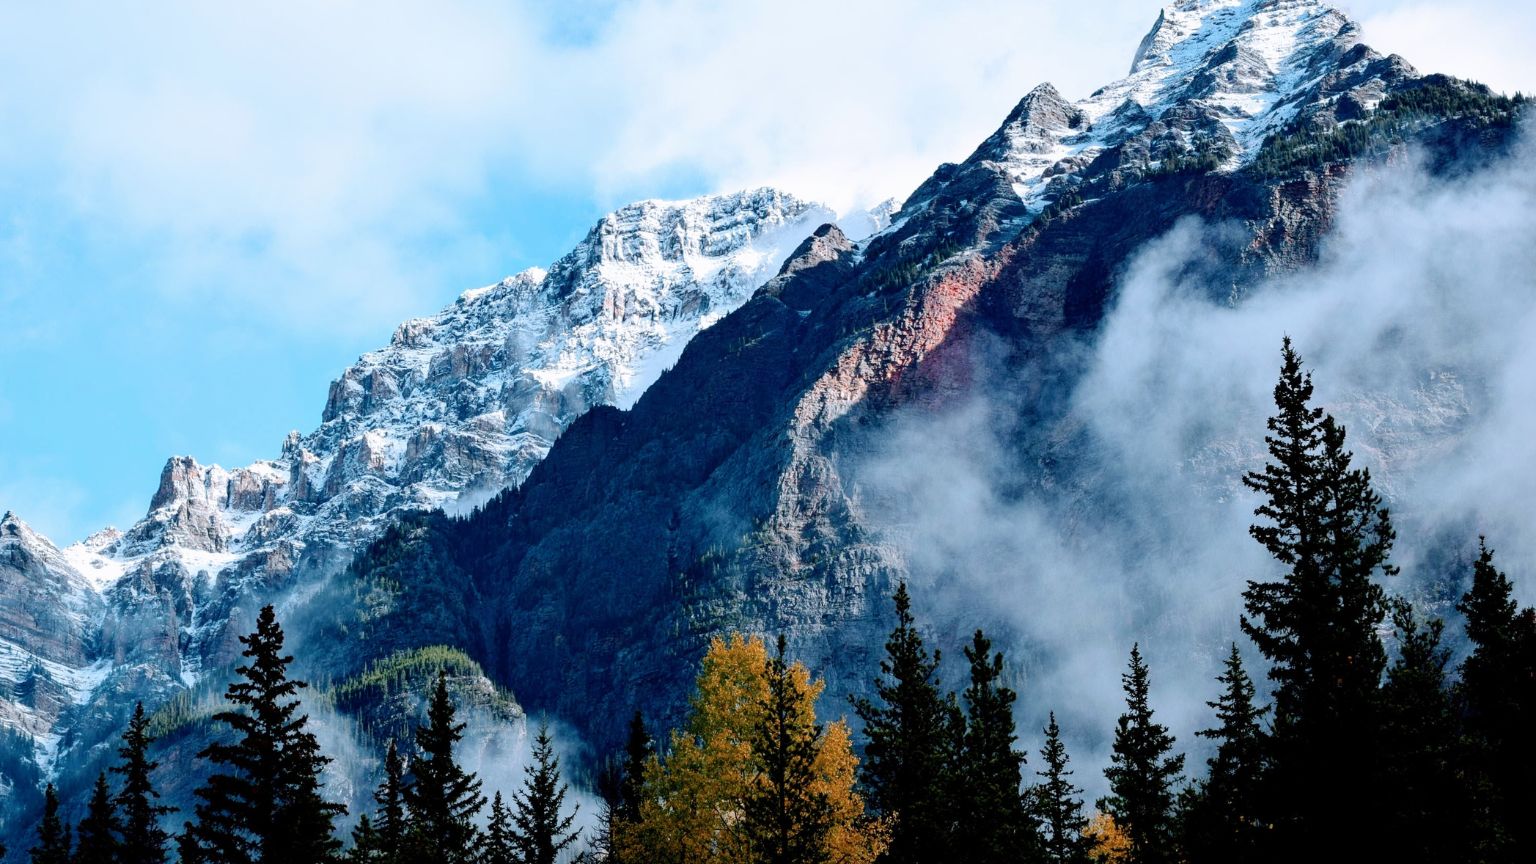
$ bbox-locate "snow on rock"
[0,188,855,787]
[976,0,1401,209]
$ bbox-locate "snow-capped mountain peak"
[982,0,1393,208]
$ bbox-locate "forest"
[15,339,1536,864]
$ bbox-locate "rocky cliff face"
[315,0,1525,751]
[0,187,872,844]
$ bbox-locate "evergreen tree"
[74,772,121,864]
[1456,538,1536,860]
[745,635,834,864]
[113,703,174,864]
[1379,601,1467,863]
[1180,645,1266,864]
[599,711,649,864]
[619,711,650,826]
[955,630,1036,864]
[1029,714,1089,864]
[349,816,381,864]
[175,825,200,864]
[851,583,959,864]
[1240,339,1394,856]
[31,784,72,864]
[183,605,346,864]
[510,723,580,864]
[404,671,485,864]
[479,793,515,864]
[1100,645,1183,864]
[372,740,409,864]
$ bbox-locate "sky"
[1,0,1533,545]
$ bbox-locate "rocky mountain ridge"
[0,187,886,828]
[307,0,1525,754]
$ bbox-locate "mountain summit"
[0,187,877,824]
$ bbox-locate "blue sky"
[2,0,1533,544]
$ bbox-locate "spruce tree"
[31,784,72,864]
[745,635,834,864]
[1379,601,1467,863]
[599,712,649,864]
[1241,339,1394,856]
[956,630,1037,864]
[851,583,959,864]
[175,825,200,864]
[114,702,174,864]
[1029,713,1089,864]
[1100,645,1183,864]
[1456,538,1536,859]
[404,671,485,864]
[510,723,580,864]
[74,772,121,864]
[183,605,346,864]
[1181,645,1266,864]
[349,816,380,864]
[372,740,409,864]
[619,711,650,826]
[480,793,515,864]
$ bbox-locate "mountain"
[0,187,884,841]
[3,0,1530,852]
[307,0,1526,753]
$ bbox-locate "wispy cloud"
[856,127,1536,794]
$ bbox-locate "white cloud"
[855,125,1536,794]
[2,1,1530,340]
[1345,1,1536,93]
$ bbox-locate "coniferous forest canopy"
[19,341,1536,864]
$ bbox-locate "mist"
[311,700,603,860]
[855,127,1536,797]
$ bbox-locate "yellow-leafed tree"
[1084,811,1132,864]
[615,634,886,864]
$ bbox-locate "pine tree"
[1181,645,1266,864]
[1100,645,1183,864]
[510,723,580,864]
[601,711,650,864]
[31,784,72,864]
[744,635,834,864]
[619,711,650,826]
[404,671,485,864]
[480,793,515,864]
[114,702,174,864]
[851,583,959,864]
[955,630,1037,864]
[1376,601,1468,862]
[349,816,381,864]
[1241,339,1393,856]
[372,740,410,864]
[183,605,346,864]
[1029,713,1089,864]
[175,825,200,864]
[74,772,121,864]
[1456,538,1536,860]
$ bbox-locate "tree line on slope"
[21,337,1536,863]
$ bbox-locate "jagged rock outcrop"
[0,515,106,761]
